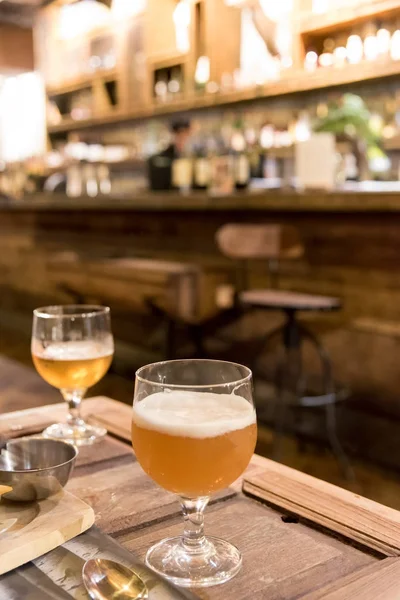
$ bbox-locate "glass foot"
[42,420,106,446]
[145,536,242,588]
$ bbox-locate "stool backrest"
[216,224,304,260]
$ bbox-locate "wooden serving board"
[0,490,94,575]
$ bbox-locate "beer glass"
[32,305,114,446]
[132,359,257,587]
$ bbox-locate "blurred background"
[2,0,400,507]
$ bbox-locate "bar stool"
[217,223,353,479]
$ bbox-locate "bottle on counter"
[66,164,83,198]
[231,124,250,190]
[319,38,335,67]
[391,19,400,61]
[333,36,348,68]
[363,22,379,61]
[193,143,211,190]
[346,30,364,64]
[172,155,193,193]
[83,163,98,197]
[97,164,111,195]
[376,21,391,57]
[234,152,250,190]
[209,135,235,195]
[344,152,359,182]
[304,48,318,72]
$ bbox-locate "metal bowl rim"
[1,436,78,474]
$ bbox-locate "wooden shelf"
[48,57,400,135]
[383,135,400,150]
[298,0,400,35]
[47,69,118,96]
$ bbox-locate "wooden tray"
[0,490,94,575]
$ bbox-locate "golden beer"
[32,341,113,390]
[132,391,257,497]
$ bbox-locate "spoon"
[83,558,148,600]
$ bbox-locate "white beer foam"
[32,339,113,361]
[132,391,256,438]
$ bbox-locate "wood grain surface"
[0,396,131,441]
[243,461,400,556]
[1,398,399,598]
[0,490,94,576]
[301,558,400,600]
[120,496,375,600]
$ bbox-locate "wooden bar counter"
[1,188,400,467]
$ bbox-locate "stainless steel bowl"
[0,437,78,502]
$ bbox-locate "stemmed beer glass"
[132,359,257,587]
[32,305,114,446]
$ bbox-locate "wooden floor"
[1,322,400,511]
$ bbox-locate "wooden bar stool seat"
[241,289,341,312]
[217,223,353,480]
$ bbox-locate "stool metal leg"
[165,318,176,360]
[325,403,355,482]
[190,325,207,358]
[299,325,355,482]
[272,313,302,462]
[249,324,285,379]
[272,348,288,462]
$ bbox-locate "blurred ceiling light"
[111,0,147,20]
[0,72,46,163]
[194,56,210,85]
[173,0,191,53]
[259,0,293,22]
[227,0,293,62]
[59,0,110,40]
[224,0,293,19]
[312,0,329,13]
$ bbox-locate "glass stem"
[180,496,210,553]
[61,389,86,426]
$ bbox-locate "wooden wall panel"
[203,0,241,83]
[2,201,400,461]
[145,0,178,59]
[0,25,34,74]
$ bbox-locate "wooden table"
[1,397,400,599]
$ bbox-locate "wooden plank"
[0,491,94,575]
[301,557,400,600]
[119,495,376,600]
[0,24,34,74]
[85,396,132,440]
[46,57,400,134]
[0,397,131,441]
[74,435,132,470]
[204,0,241,83]
[298,0,400,35]
[67,459,235,534]
[243,460,400,556]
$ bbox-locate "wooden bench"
[47,254,230,323]
[46,253,233,358]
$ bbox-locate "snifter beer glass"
[132,359,257,587]
[32,305,114,445]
